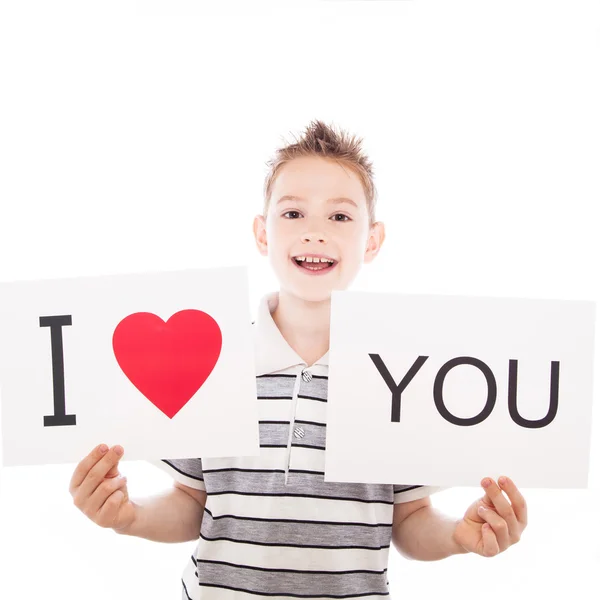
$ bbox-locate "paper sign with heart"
[112,310,223,419]
[0,266,260,467]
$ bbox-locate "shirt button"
[301,369,312,382]
[294,426,305,439]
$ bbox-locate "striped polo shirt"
[157,291,444,599]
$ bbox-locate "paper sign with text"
[324,291,596,488]
[0,266,259,467]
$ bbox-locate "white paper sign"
[0,266,259,467]
[324,291,596,488]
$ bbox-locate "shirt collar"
[253,291,330,376]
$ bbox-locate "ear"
[364,221,385,264]
[253,214,268,257]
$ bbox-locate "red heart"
[112,310,222,418]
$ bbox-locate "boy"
[69,120,528,598]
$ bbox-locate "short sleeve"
[151,458,206,492]
[393,484,447,504]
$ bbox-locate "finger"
[481,478,519,536]
[105,463,120,479]
[477,505,510,552]
[69,444,109,494]
[96,489,125,529]
[481,523,500,557]
[77,445,124,500]
[498,476,528,527]
[85,474,128,516]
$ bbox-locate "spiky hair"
[263,119,377,225]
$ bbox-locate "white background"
[0,0,599,598]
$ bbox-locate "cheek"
[343,231,370,260]
[264,218,282,245]
[348,248,366,265]
[264,224,290,262]
[266,218,296,246]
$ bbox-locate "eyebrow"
[276,195,358,208]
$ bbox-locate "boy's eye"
[282,211,351,222]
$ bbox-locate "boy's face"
[254,156,385,303]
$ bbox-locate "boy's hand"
[69,444,136,532]
[452,476,528,557]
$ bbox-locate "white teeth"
[295,256,334,264]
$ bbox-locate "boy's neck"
[271,289,331,368]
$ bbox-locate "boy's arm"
[70,445,206,543]
[392,477,527,560]
[114,481,206,543]
[392,497,467,561]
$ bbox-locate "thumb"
[105,446,125,479]
[106,464,120,479]
[480,489,500,511]
[106,465,130,503]
[105,448,127,501]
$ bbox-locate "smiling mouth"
[292,257,338,272]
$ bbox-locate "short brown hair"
[263,120,377,225]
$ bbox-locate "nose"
[302,231,327,244]
[301,215,329,244]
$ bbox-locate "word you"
[370,354,559,429]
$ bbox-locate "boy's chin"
[285,282,347,304]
